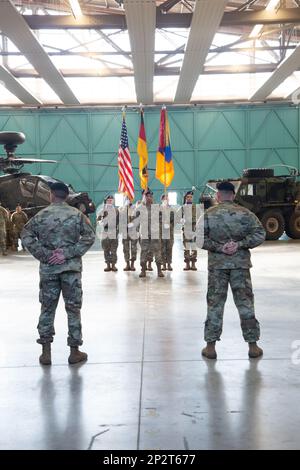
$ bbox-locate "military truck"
[200,167,300,240]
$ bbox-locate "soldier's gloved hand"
[222,241,238,255]
[48,248,66,265]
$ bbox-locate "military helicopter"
[0,131,95,218]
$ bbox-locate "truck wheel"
[286,213,300,239]
[243,168,274,178]
[260,210,285,240]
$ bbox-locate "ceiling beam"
[0,0,79,105]
[9,63,283,78]
[22,8,300,29]
[250,43,300,100]
[174,0,228,104]
[0,64,42,104]
[124,0,156,104]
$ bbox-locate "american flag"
[118,116,134,201]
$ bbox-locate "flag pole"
[163,105,167,197]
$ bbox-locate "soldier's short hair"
[104,194,114,203]
[216,181,235,193]
[49,182,69,198]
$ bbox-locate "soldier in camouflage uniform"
[0,202,9,256]
[97,195,119,272]
[137,189,164,278]
[198,181,265,360]
[6,211,15,252]
[120,202,138,271]
[160,193,175,271]
[181,191,198,271]
[21,182,95,366]
[11,204,28,251]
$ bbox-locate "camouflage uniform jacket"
[97,206,119,235]
[21,202,95,274]
[11,211,28,228]
[160,206,175,240]
[0,206,9,229]
[201,201,265,269]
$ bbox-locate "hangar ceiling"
[1,0,300,106]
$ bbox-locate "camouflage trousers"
[205,268,260,343]
[122,238,138,262]
[12,227,24,250]
[101,237,118,264]
[161,239,174,264]
[140,239,162,265]
[183,236,197,262]
[37,271,83,347]
[0,227,6,253]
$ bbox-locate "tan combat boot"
[147,261,153,271]
[123,262,131,271]
[130,260,136,271]
[202,342,217,360]
[68,347,88,364]
[248,342,263,358]
[183,261,190,271]
[167,263,173,271]
[104,263,111,272]
[157,263,165,278]
[111,264,118,272]
[39,343,52,366]
[139,263,146,278]
[191,260,197,271]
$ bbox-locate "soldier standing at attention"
[0,202,9,256]
[181,191,198,271]
[160,193,175,271]
[120,201,138,271]
[199,181,265,360]
[97,195,119,272]
[138,189,164,278]
[11,204,28,251]
[6,211,15,252]
[21,182,95,366]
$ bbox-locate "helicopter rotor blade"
[11,158,57,164]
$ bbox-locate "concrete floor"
[0,237,300,450]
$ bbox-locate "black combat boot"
[104,263,111,272]
[123,262,131,271]
[68,347,88,364]
[39,343,52,366]
[167,263,173,271]
[111,264,118,272]
[248,342,263,358]
[157,263,165,278]
[130,260,136,271]
[202,342,217,360]
[162,263,167,271]
[191,260,197,271]
[183,261,190,271]
[139,263,146,278]
[147,261,153,271]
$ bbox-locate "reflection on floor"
[0,238,300,450]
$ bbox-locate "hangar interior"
[0,0,300,451]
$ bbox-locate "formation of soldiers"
[13,179,265,365]
[0,202,28,255]
[97,189,199,278]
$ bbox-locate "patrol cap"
[104,194,114,202]
[144,189,153,196]
[49,182,69,198]
[216,181,235,193]
[183,190,193,203]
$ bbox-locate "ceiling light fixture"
[249,0,280,39]
[69,0,83,20]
